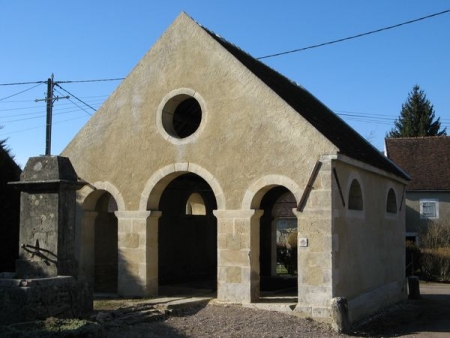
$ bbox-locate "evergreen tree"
[388,85,446,137]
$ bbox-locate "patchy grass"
[0,318,103,338]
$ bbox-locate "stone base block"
[0,276,92,325]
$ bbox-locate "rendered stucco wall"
[332,158,407,322]
[62,13,337,212]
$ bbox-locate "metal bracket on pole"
[35,74,69,155]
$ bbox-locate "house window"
[420,199,439,219]
[386,188,397,214]
[348,179,363,211]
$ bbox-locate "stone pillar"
[115,210,160,297]
[293,158,334,319]
[12,156,85,278]
[214,209,263,303]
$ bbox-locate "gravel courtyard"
[96,282,450,338]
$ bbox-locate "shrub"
[420,247,450,281]
[276,231,297,275]
[418,221,450,281]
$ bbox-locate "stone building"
[62,13,410,323]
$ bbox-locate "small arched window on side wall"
[386,188,397,214]
[185,193,206,216]
[348,179,363,211]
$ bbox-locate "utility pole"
[35,74,69,156]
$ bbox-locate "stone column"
[293,158,334,319]
[115,210,160,297]
[214,209,263,303]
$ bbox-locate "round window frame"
[156,88,207,145]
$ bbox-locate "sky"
[1,1,449,167]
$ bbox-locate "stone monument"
[0,156,92,325]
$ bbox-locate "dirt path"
[399,283,450,337]
[353,282,450,337]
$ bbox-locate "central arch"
[158,173,218,292]
[140,163,224,296]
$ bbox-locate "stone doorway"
[80,190,118,294]
[259,187,298,297]
[158,173,217,295]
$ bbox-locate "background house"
[385,136,450,242]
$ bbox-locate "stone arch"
[79,181,126,212]
[185,192,207,215]
[139,163,225,211]
[241,174,302,210]
[241,175,301,301]
[77,181,123,293]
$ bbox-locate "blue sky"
[1,1,449,167]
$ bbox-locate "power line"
[0,81,44,86]
[0,83,44,102]
[56,78,124,84]
[257,9,450,60]
[54,84,96,114]
[54,88,93,116]
[0,78,123,87]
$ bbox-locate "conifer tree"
[387,85,446,137]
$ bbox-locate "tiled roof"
[202,27,409,181]
[385,137,450,191]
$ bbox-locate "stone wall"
[0,276,92,325]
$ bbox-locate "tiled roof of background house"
[385,137,450,191]
[203,27,409,181]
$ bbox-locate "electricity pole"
[35,74,69,156]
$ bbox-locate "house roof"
[201,25,409,181]
[385,137,450,191]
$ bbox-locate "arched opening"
[158,173,217,295]
[185,192,206,216]
[386,188,397,214]
[81,190,118,294]
[259,187,298,297]
[348,179,363,211]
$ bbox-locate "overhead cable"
[54,88,92,116]
[54,84,97,112]
[257,9,450,59]
[0,83,43,102]
[56,78,124,84]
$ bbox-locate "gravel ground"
[96,282,450,338]
[103,303,344,338]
